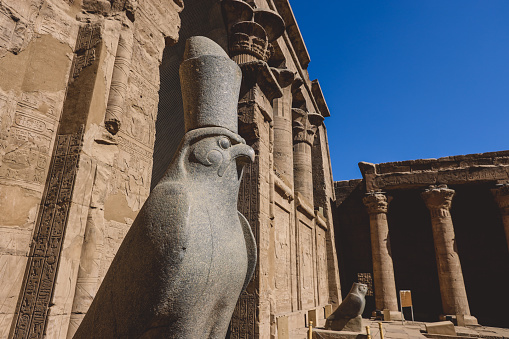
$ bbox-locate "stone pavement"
[307,319,509,339]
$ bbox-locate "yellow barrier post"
[366,325,371,339]
[308,320,313,339]
[379,322,384,339]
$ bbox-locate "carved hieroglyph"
[11,129,84,339]
[274,204,291,313]
[300,220,315,309]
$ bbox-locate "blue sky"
[290,0,509,181]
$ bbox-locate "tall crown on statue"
[179,36,242,134]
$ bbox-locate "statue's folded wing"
[238,211,257,291]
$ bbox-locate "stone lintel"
[311,79,330,117]
[271,0,311,68]
[359,152,509,191]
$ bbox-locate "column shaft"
[363,193,398,311]
[422,186,471,316]
[491,185,509,251]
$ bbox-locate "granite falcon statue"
[325,282,368,332]
[74,36,256,339]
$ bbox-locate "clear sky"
[289,0,509,181]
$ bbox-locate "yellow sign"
[400,290,412,307]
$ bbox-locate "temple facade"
[334,151,509,328]
[0,0,340,338]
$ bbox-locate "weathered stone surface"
[363,192,398,312]
[0,0,340,337]
[422,185,472,318]
[359,151,509,191]
[325,283,367,332]
[74,36,256,339]
[425,321,456,336]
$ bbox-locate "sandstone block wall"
[0,0,182,338]
[0,0,341,338]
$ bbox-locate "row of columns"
[363,185,482,319]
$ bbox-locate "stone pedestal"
[491,184,509,251]
[421,186,472,318]
[362,192,399,312]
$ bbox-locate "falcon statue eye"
[219,137,231,149]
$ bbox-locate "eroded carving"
[11,128,84,339]
[70,24,101,79]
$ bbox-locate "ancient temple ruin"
[0,0,340,338]
[334,151,509,328]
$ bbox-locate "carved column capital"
[421,185,455,218]
[363,192,389,214]
[491,184,509,214]
[292,108,323,145]
[222,0,285,63]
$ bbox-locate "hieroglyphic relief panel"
[0,91,60,191]
[357,273,373,297]
[98,221,129,280]
[0,11,16,49]
[0,0,42,55]
[316,227,329,305]
[231,155,260,338]
[35,2,75,46]
[114,132,152,210]
[230,291,257,338]
[274,203,291,313]
[121,71,158,149]
[299,220,315,308]
[70,24,101,79]
[11,128,83,339]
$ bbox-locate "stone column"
[272,68,295,188]
[491,184,509,251]
[292,108,323,204]
[421,186,471,317]
[363,192,399,312]
[222,1,285,337]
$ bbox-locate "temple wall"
[0,0,182,337]
[334,152,509,327]
[0,0,341,338]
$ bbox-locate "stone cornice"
[359,151,509,191]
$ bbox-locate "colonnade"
[361,184,500,322]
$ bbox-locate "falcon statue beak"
[230,144,255,164]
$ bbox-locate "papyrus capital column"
[292,108,323,204]
[363,192,398,311]
[422,185,472,317]
[491,184,509,251]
